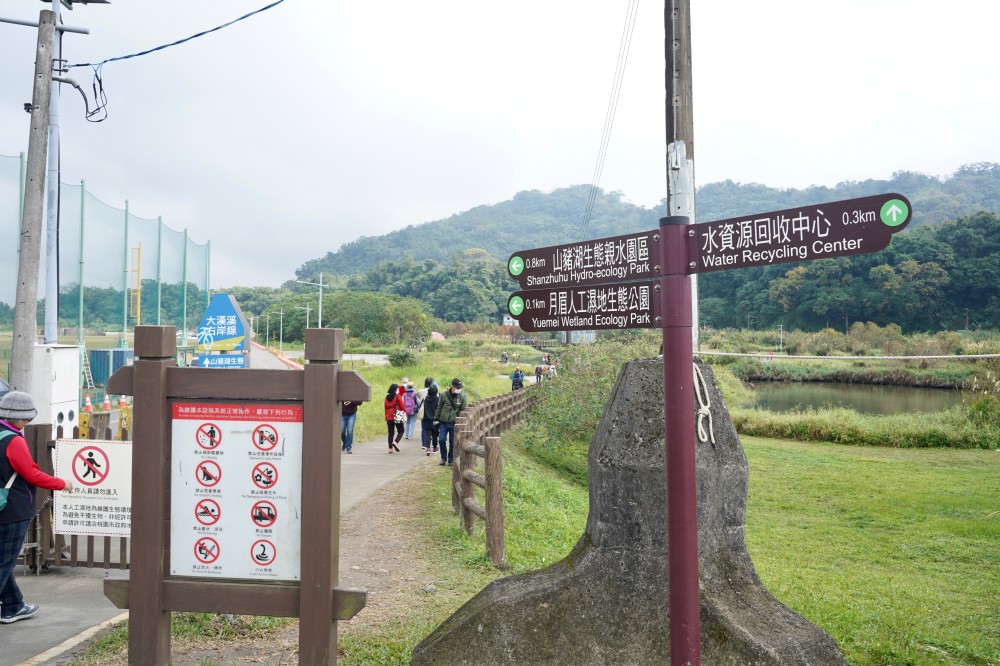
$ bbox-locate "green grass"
[743,437,999,666]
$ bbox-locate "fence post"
[451,417,465,515]
[459,425,476,535]
[484,436,505,567]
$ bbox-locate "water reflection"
[752,382,964,415]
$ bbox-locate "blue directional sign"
[195,354,248,369]
[196,294,250,352]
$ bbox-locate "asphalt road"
[7,346,425,666]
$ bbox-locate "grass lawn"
[743,437,999,666]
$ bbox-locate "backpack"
[402,391,417,416]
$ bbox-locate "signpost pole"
[658,215,700,665]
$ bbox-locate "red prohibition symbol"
[251,462,278,489]
[251,500,277,528]
[194,537,220,564]
[195,460,222,487]
[196,423,223,450]
[195,499,221,526]
[252,424,279,452]
[73,446,109,487]
[250,539,276,567]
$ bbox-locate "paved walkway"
[6,348,429,666]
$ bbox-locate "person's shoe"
[0,604,39,624]
[438,461,446,466]
[448,461,453,466]
[346,450,353,454]
[432,446,438,453]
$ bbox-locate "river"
[751,381,964,415]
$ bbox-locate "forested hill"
[295,162,1000,280]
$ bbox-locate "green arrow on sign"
[880,198,909,227]
[508,295,525,317]
[508,255,525,277]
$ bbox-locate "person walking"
[414,379,431,452]
[434,378,468,467]
[1,391,73,624]
[420,384,440,456]
[383,384,405,453]
[340,400,359,454]
[402,381,419,440]
[511,367,525,391]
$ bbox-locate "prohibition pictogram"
[73,446,109,487]
[194,537,220,564]
[251,539,276,566]
[251,500,277,528]
[195,499,221,526]
[252,424,279,452]
[195,460,222,487]
[196,423,222,450]
[251,462,278,489]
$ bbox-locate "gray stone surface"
[411,358,847,665]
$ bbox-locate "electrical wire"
[62,0,288,122]
[577,0,640,240]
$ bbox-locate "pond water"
[751,382,964,415]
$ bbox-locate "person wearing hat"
[433,378,468,467]
[1,391,73,624]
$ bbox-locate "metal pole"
[121,201,129,347]
[77,180,85,345]
[205,239,211,310]
[181,228,188,345]
[665,0,699,351]
[279,309,284,355]
[18,152,26,232]
[265,313,271,349]
[42,0,62,345]
[10,10,55,391]
[659,215,700,665]
[155,216,162,325]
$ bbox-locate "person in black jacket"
[420,385,440,455]
[1,392,73,624]
[434,378,468,466]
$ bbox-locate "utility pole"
[779,324,784,353]
[10,10,55,391]
[278,309,284,355]
[665,0,698,351]
[295,303,311,331]
[265,313,271,349]
[296,273,325,328]
[43,0,62,344]
[664,1,701,664]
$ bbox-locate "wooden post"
[451,417,466,515]
[484,436,506,567]
[459,427,476,535]
[129,325,176,664]
[299,329,343,664]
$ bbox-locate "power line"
[67,0,288,69]
[578,0,639,240]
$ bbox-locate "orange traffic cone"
[119,396,127,410]
[103,394,112,411]
[84,394,93,413]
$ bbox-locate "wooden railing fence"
[450,387,535,567]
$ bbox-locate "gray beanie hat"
[0,390,38,421]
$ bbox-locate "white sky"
[1,0,997,288]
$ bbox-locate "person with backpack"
[1,391,73,624]
[383,384,406,453]
[402,381,419,440]
[414,379,431,452]
[420,384,440,455]
[511,367,525,391]
[434,378,468,466]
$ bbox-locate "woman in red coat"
[383,384,405,453]
[1,391,73,624]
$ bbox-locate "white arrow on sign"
[886,204,903,222]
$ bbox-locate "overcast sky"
[1,0,997,288]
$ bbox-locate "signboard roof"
[694,193,911,274]
[507,280,661,332]
[507,230,659,289]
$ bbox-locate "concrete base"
[411,358,847,665]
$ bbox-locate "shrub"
[388,348,419,367]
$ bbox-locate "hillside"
[295,163,1000,280]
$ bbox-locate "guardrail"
[450,388,535,567]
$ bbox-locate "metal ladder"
[80,344,95,391]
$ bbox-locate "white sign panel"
[54,439,133,537]
[170,402,303,581]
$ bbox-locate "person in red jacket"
[383,384,405,453]
[1,391,73,624]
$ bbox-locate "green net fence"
[2,153,210,340]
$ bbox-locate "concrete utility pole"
[43,0,63,344]
[10,10,56,391]
[665,0,698,350]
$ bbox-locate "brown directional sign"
[507,230,660,289]
[507,280,661,332]
[694,193,912,273]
